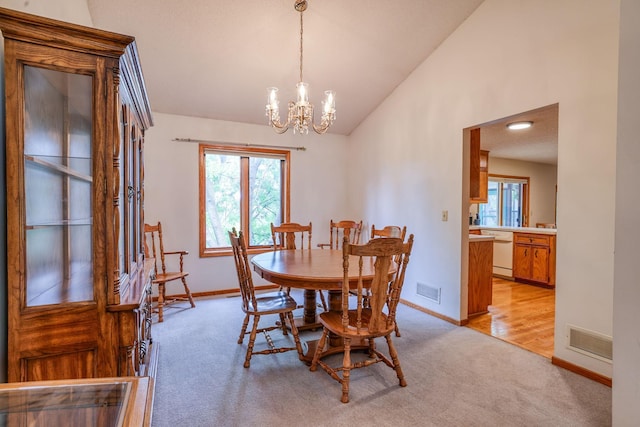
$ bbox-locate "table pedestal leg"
[290,289,322,332]
[303,289,317,324]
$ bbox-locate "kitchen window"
[479,175,529,227]
[199,144,290,256]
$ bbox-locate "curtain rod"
[172,138,306,151]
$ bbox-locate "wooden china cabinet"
[0,8,156,382]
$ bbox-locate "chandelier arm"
[312,122,330,135]
[267,110,291,133]
[272,122,291,134]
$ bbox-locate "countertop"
[469,225,557,235]
[469,234,495,241]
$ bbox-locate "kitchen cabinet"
[513,232,556,287]
[470,150,489,204]
[468,236,494,316]
[469,128,489,203]
[470,128,481,199]
[1,8,156,382]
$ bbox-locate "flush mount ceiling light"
[506,121,533,130]
[265,0,336,135]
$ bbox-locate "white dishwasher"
[480,230,513,278]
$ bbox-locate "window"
[479,175,529,227]
[199,144,290,256]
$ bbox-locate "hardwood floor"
[466,277,555,358]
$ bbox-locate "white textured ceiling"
[86,0,484,136]
[86,0,556,164]
[479,104,559,166]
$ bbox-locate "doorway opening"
[463,103,559,358]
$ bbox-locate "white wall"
[613,0,640,422]
[143,113,349,294]
[0,0,93,26]
[488,157,557,226]
[347,0,619,379]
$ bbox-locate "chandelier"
[266,0,336,135]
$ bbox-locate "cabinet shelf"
[26,219,93,229]
[25,154,92,182]
[27,264,93,306]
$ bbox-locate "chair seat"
[153,271,189,284]
[247,293,299,315]
[318,309,395,339]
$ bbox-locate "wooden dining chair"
[317,219,363,250]
[370,225,408,337]
[144,222,196,322]
[270,222,327,311]
[270,222,312,251]
[317,220,363,311]
[229,229,304,368]
[370,224,407,240]
[310,234,414,403]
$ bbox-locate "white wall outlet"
[441,210,448,221]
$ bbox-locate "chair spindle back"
[342,234,414,335]
[270,222,312,250]
[318,219,363,250]
[229,228,257,313]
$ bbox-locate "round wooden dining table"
[251,248,378,362]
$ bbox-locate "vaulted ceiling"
[87,0,484,136]
[86,0,557,164]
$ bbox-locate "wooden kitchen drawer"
[514,233,550,246]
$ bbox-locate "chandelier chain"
[299,10,304,82]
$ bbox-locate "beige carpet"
[150,290,611,426]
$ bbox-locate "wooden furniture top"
[0,376,153,427]
[251,249,381,291]
[108,258,155,311]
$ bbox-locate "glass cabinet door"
[23,65,94,306]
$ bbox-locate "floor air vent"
[416,282,441,304]
[567,325,613,363]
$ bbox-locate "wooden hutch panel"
[0,7,156,383]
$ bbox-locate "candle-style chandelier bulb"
[265,0,336,135]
